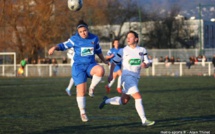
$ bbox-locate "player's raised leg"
[88,64,105,97]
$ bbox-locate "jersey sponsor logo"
[129,58,141,65]
[81,47,94,56]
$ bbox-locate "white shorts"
[121,75,139,95]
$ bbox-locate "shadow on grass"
[30,115,215,134]
[143,86,215,94]
[30,122,141,134]
[154,114,215,128]
[0,94,66,100]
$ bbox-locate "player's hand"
[104,60,109,65]
[141,62,149,68]
[48,46,56,55]
[110,54,114,58]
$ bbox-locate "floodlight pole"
[198,3,202,55]
[138,8,143,46]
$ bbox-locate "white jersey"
[67,48,74,66]
[113,45,149,78]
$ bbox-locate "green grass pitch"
[0,76,215,134]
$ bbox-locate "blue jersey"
[57,32,102,65]
[107,48,121,66]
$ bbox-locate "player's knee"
[95,66,105,76]
[76,91,85,96]
[121,97,130,105]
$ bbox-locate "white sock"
[135,99,146,123]
[67,77,74,90]
[89,75,102,91]
[117,76,121,88]
[76,96,86,114]
[108,79,115,88]
[106,96,122,105]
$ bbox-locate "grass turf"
[0,76,214,134]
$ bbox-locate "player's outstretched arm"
[48,46,58,55]
[108,62,116,83]
[97,53,109,65]
[105,54,114,60]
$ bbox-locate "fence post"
[179,63,183,76]
[49,65,52,77]
[152,63,155,76]
[208,62,211,76]
[3,65,5,76]
[26,65,28,77]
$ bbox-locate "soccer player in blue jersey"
[105,39,122,94]
[48,20,108,122]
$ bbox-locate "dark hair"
[111,38,119,48]
[127,30,139,43]
[76,20,88,29]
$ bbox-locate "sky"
[135,0,215,20]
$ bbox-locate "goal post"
[0,52,16,77]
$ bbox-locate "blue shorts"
[113,65,121,72]
[72,63,97,86]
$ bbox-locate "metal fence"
[100,43,215,62]
[147,49,200,62]
[44,43,215,63]
[0,62,213,77]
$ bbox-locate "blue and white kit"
[57,32,102,85]
[107,48,122,72]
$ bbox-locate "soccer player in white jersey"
[99,30,155,126]
[65,48,74,96]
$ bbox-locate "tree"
[0,0,148,61]
[0,0,66,62]
[144,4,183,48]
[102,0,140,44]
[0,0,111,62]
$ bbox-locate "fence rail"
[0,62,213,77]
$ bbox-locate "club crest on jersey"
[81,47,94,56]
[91,42,95,45]
[139,52,144,56]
